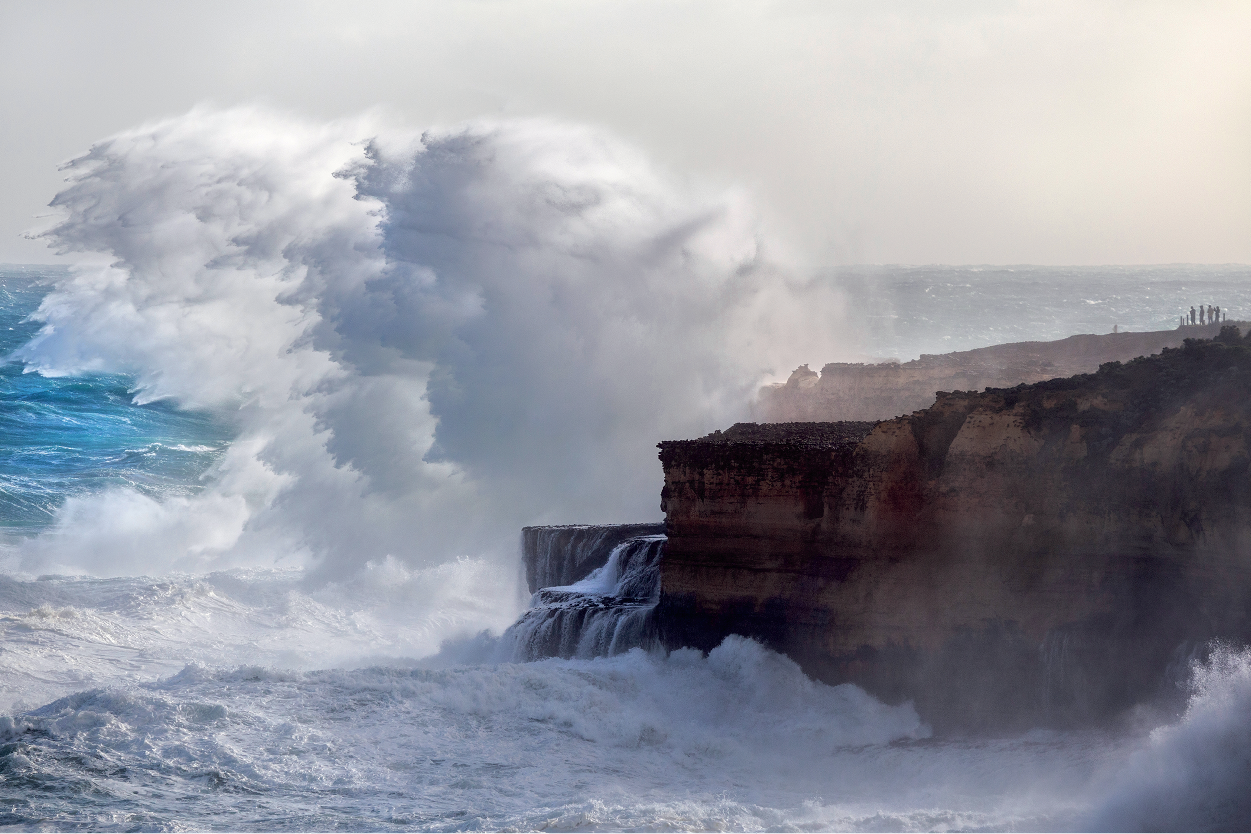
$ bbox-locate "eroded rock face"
[658,331,1251,730]
[758,322,1241,422]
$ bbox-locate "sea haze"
[836,263,1251,362]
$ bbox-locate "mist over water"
[1,108,1249,830]
[837,263,1251,362]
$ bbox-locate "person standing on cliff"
[1191,306,1197,325]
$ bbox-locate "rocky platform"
[658,328,1251,731]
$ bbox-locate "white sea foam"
[1,624,1117,832]
[1085,644,1251,831]
[0,567,502,715]
[8,569,1249,831]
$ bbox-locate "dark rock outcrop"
[658,329,1251,731]
[759,322,1243,423]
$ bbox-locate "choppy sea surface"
[0,268,234,533]
[2,264,1251,831]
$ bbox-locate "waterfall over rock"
[521,523,664,592]
[504,527,666,661]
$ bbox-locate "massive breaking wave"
[6,107,845,637]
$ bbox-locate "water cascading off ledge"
[501,524,665,661]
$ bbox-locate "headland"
[657,327,1251,729]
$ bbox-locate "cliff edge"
[659,328,1251,730]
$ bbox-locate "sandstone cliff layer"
[659,329,1251,730]
[759,321,1242,423]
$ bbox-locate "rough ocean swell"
[1,108,1251,830]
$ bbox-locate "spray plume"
[10,107,845,637]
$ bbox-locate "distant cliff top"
[757,321,1250,423]
[846,321,1249,372]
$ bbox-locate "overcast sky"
[2,0,1248,266]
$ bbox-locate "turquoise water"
[0,267,232,530]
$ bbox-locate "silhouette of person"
[1190,306,1197,325]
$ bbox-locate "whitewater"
[2,108,1251,830]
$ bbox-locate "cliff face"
[659,331,1251,730]
[758,322,1240,423]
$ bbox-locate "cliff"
[758,322,1242,423]
[658,328,1251,730]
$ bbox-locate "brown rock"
[658,329,1251,731]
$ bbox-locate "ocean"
[2,109,1250,831]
